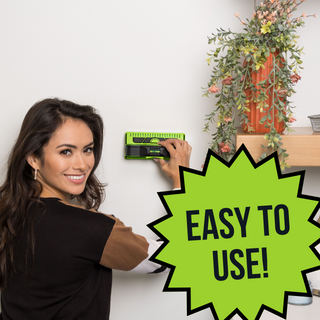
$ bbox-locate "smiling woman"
[27,119,96,201]
[0,98,192,320]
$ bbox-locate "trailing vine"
[203,0,316,169]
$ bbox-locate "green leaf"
[259,116,267,123]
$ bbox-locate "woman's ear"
[26,154,39,170]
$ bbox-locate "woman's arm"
[99,215,166,273]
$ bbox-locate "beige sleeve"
[99,216,149,271]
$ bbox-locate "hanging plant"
[203,0,316,170]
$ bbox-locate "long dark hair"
[0,98,105,289]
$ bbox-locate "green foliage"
[204,0,314,169]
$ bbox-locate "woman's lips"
[64,174,86,184]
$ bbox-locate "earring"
[34,169,38,180]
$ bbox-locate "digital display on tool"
[124,132,185,160]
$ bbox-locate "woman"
[0,98,191,319]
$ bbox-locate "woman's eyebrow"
[56,142,94,149]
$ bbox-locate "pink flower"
[277,88,287,95]
[290,73,301,83]
[235,12,239,18]
[219,142,231,153]
[224,116,232,123]
[222,76,233,85]
[208,84,220,93]
[289,117,296,123]
[302,12,307,18]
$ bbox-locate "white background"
[0,1,320,319]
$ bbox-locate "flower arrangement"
[203,0,316,169]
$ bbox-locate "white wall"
[0,1,319,319]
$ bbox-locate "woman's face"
[35,118,95,201]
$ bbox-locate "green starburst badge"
[148,145,320,320]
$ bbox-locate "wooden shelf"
[236,127,320,167]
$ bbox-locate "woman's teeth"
[66,175,84,180]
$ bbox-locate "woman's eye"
[60,149,72,156]
[84,147,94,154]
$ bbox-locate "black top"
[0,198,150,320]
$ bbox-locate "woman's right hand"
[154,139,192,189]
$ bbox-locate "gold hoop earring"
[34,169,38,180]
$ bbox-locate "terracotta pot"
[242,52,286,133]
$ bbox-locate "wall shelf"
[236,127,320,167]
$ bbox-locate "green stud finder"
[124,132,185,160]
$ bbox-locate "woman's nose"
[72,154,87,171]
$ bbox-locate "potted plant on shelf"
[203,0,316,169]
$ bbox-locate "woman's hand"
[155,139,192,189]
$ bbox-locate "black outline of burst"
[147,143,320,320]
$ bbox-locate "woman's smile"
[64,174,86,184]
